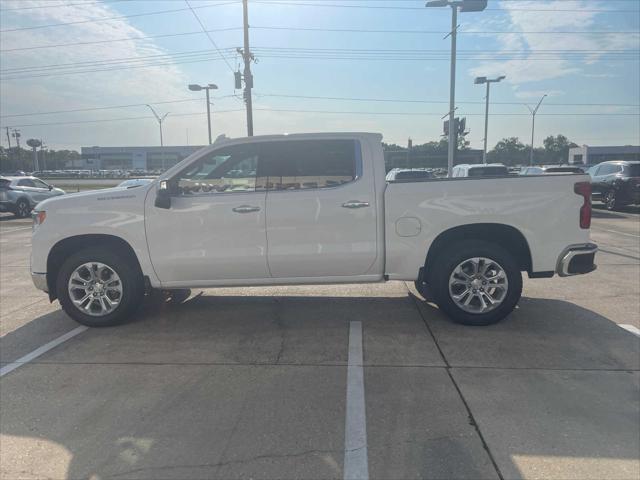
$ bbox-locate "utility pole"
[11,129,21,171]
[242,0,254,136]
[5,127,12,163]
[526,94,547,166]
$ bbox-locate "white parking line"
[619,324,640,337]
[594,228,640,239]
[0,326,88,378]
[0,226,32,233]
[344,321,369,480]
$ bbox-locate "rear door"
[262,139,378,278]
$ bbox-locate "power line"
[251,0,640,13]
[0,96,238,118]
[4,46,637,74]
[0,1,240,33]
[2,26,636,54]
[0,28,243,53]
[184,0,236,73]
[0,0,128,12]
[3,108,637,129]
[1,110,246,129]
[252,25,640,35]
[254,93,640,108]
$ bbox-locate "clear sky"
[1,0,639,151]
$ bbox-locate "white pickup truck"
[31,133,597,327]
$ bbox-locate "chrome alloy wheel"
[67,262,123,316]
[448,257,509,314]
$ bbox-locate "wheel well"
[46,234,142,300]
[423,223,532,277]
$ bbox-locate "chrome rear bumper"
[556,243,598,277]
[31,272,48,292]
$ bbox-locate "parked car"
[587,160,640,210]
[386,168,434,181]
[31,132,597,328]
[520,165,585,175]
[0,176,65,218]
[452,163,509,177]
[117,178,154,188]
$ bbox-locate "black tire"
[57,247,144,327]
[428,240,523,326]
[605,190,619,211]
[14,199,31,218]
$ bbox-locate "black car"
[587,161,640,210]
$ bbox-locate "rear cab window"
[468,166,509,177]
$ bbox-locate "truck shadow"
[1,292,638,479]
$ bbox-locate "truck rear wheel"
[429,240,522,326]
[56,247,144,327]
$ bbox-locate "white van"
[452,163,509,178]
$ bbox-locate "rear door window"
[625,164,640,177]
[260,139,357,190]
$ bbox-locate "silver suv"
[0,176,65,218]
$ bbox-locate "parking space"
[1,209,639,479]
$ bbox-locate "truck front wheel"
[429,240,522,326]
[56,247,144,327]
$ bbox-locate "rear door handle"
[232,205,261,214]
[342,200,370,209]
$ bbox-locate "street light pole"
[447,4,457,177]
[188,83,218,144]
[145,104,169,146]
[526,94,547,166]
[474,75,505,164]
[426,0,487,177]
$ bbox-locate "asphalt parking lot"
[1,206,638,480]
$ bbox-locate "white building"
[568,145,640,166]
[80,145,205,171]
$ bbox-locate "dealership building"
[80,145,205,171]
[568,145,640,166]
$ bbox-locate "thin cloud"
[468,0,638,84]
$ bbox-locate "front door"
[144,143,270,285]
[261,139,378,278]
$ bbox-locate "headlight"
[32,210,46,227]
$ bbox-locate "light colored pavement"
[0,209,638,479]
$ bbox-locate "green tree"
[487,137,528,166]
[542,134,577,164]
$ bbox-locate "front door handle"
[342,200,370,209]
[232,205,261,214]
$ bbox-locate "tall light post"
[145,104,169,146]
[188,83,218,145]
[525,94,547,166]
[474,75,505,164]
[426,0,487,177]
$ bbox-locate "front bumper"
[31,272,48,292]
[556,243,598,277]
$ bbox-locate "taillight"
[574,181,591,229]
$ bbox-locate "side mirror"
[48,185,53,190]
[155,180,171,209]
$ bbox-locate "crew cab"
[30,133,597,327]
